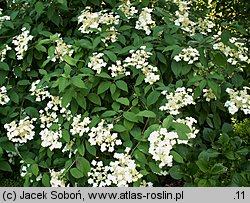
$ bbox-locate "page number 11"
[235,191,245,200]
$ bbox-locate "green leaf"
[116,80,128,92]
[79,39,92,49]
[92,37,101,49]
[62,130,70,143]
[148,162,161,174]
[35,1,44,15]
[208,80,221,99]
[196,159,209,173]
[97,81,111,94]
[63,55,76,66]
[210,163,227,175]
[162,115,173,129]
[8,89,19,104]
[77,144,85,156]
[17,80,30,86]
[133,149,147,164]
[62,88,74,107]
[58,77,70,93]
[123,112,138,123]
[0,161,12,172]
[71,76,87,89]
[76,157,91,176]
[42,173,50,187]
[169,165,183,180]
[104,50,117,62]
[87,93,101,106]
[170,151,184,163]
[101,110,117,118]
[172,123,190,139]
[137,110,156,118]
[147,91,161,106]
[113,124,127,132]
[70,168,83,179]
[31,164,39,176]
[35,44,46,52]
[171,60,182,77]
[85,141,96,156]
[25,107,39,118]
[116,97,129,106]
[0,62,10,71]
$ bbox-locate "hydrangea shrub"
[0,0,249,186]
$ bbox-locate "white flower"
[50,34,74,62]
[124,46,160,84]
[118,1,138,19]
[108,60,130,77]
[87,53,107,74]
[173,46,200,64]
[203,88,216,102]
[4,116,37,144]
[213,34,249,66]
[88,119,122,152]
[0,44,11,62]
[0,86,10,105]
[12,27,33,60]
[0,8,10,29]
[159,87,195,115]
[135,7,155,35]
[148,128,180,168]
[50,169,66,187]
[70,115,91,137]
[225,87,250,115]
[174,117,199,139]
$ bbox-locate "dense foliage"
[0,0,249,187]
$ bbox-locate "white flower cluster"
[174,117,199,142]
[203,88,216,102]
[101,26,119,46]
[88,119,122,152]
[135,7,155,35]
[7,150,17,164]
[30,80,73,151]
[196,17,215,35]
[87,53,107,74]
[140,180,154,187]
[225,87,250,115]
[118,0,138,19]
[88,149,143,187]
[0,44,11,62]
[4,116,37,144]
[88,160,111,187]
[124,46,160,84]
[70,115,91,137]
[0,86,10,105]
[159,87,195,115]
[173,46,200,64]
[172,0,214,35]
[78,7,120,46]
[50,169,66,187]
[30,80,51,102]
[12,27,33,60]
[148,128,178,168]
[39,95,70,151]
[62,140,77,158]
[20,164,30,177]
[173,0,196,33]
[213,34,249,65]
[108,151,143,187]
[51,34,74,62]
[0,8,10,29]
[108,60,130,77]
